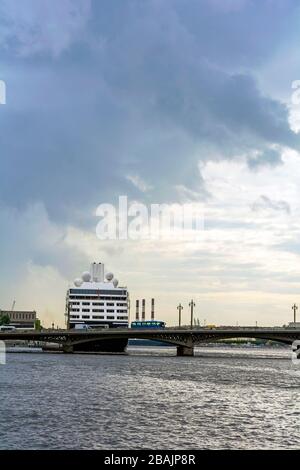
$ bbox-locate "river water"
[0,346,299,449]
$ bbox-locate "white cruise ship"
[66,262,129,330]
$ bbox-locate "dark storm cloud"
[0,0,299,226]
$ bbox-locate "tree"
[0,314,10,325]
[34,319,42,331]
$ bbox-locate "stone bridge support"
[62,343,74,353]
[177,345,194,356]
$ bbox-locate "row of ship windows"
[71,309,127,313]
[70,302,127,306]
[70,289,127,296]
[69,296,127,301]
[70,315,128,320]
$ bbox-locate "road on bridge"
[0,327,298,356]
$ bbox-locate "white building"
[66,262,129,329]
[0,310,37,330]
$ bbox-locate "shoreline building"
[0,310,37,330]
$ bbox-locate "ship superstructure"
[66,262,129,329]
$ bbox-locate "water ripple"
[0,346,299,449]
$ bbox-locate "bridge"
[1,327,300,356]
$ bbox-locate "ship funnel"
[142,299,145,321]
[90,262,104,282]
[151,298,155,320]
[136,300,139,320]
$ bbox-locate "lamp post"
[189,300,195,329]
[292,304,298,323]
[177,303,183,327]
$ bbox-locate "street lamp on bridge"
[189,299,195,329]
[177,303,183,327]
[292,303,298,323]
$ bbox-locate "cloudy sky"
[1,0,300,327]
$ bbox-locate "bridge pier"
[177,345,194,357]
[62,343,74,353]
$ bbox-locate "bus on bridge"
[131,320,166,329]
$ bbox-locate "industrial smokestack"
[151,298,155,320]
[142,299,145,321]
[136,300,139,321]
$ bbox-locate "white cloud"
[196,149,300,281]
[126,174,153,192]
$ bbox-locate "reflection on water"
[0,346,299,449]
